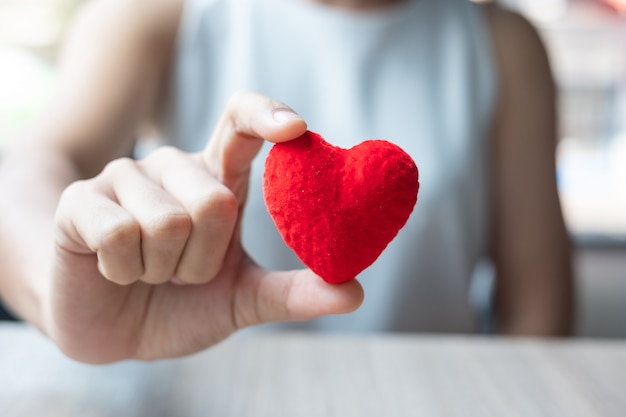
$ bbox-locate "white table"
[1,322,625,416]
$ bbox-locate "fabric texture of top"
[165,0,498,333]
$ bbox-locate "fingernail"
[170,276,189,286]
[273,109,302,124]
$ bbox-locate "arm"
[486,6,574,336]
[0,0,179,327]
[0,0,362,363]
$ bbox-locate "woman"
[0,0,573,363]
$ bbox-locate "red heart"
[263,131,419,284]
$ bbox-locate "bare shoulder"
[484,4,548,59]
[483,4,554,89]
[482,3,556,149]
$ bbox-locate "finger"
[233,265,365,328]
[140,147,238,284]
[102,158,192,285]
[204,90,307,190]
[56,180,143,285]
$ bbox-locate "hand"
[47,91,364,363]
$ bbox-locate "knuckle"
[101,157,136,178]
[55,180,98,240]
[226,90,253,110]
[145,211,192,242]
[60,179,90,201]
[190,186,238,222]
[144,146,184,165]
[98,219,141,253]
[57,180,87,214]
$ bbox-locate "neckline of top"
[270,0,426,27]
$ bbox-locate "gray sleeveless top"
[166,0,497,333]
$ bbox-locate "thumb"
[203,90,307,191]
[233,264,365,328]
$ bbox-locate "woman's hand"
[48,92,364,363]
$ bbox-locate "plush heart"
[263,131,419,284]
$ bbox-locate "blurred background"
[0,0,624,337]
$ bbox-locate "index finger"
[203,91,307,190]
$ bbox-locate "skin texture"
[0,0,573,363]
